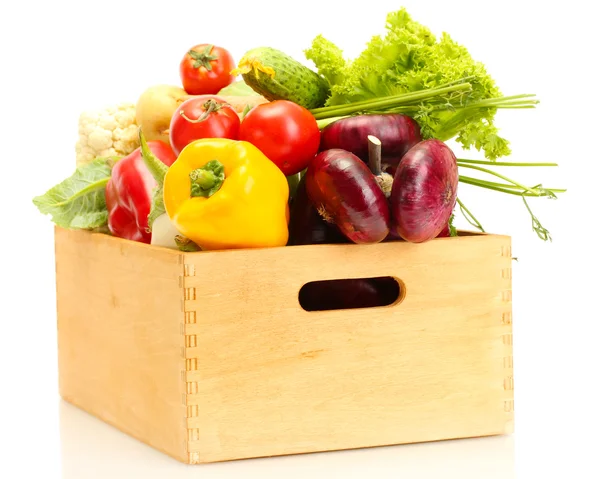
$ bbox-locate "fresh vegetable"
[305,7,538,160]
[240,100,320,176]
[33,16,564,249]
[169,95,240,156]
[33,157,116,229]
[180,44,236,95]
[319,114,422,170]
[232,47,330,109]
[135,83,263,148]
[149,213,181,249]
[105,141,177,244]
[141,136,289,250]
[305,149,390,244]
[219,95,269,116]
[217,80,262,97]
[390,139,458,243]
[75,103,139,167]
[436,214,457,238]
[288,175,347,246]
[453,159,566,241]
[135,85,191,145]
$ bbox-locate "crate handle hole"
[298,276,404,312]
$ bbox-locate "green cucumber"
[233,47,330,109]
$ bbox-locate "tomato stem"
[188,44,218,71]
[180,99,222,124]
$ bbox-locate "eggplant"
[287,175,348,246]
[305,149,390,244]
[390,139,458,243]
[320,114,422,169]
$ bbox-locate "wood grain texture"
[181,233,514,463]
[54,227,188,463]
[54,228,513,464]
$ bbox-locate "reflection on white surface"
[59,400,514,479]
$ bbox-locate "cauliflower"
[75,102,140,166]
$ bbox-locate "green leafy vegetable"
[138,129,168,231]
[217,80,261,97]
[305,7,525,160]
[32,157,115,229]
[448,214,458,237]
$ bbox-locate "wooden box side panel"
[54,228,188,462]
[182,234,513,463]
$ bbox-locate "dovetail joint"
[501,290,512,302]
[188,428,200,441]
[181,263,200,454]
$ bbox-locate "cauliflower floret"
[75,102,140,166]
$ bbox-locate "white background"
[2,0,599,477]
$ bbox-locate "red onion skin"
[287,175,348,246]
[390,139,458,243]
[436,223,452,237]
[320,114,422,168]
[305,149,390,244]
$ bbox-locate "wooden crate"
[54,226,514,464]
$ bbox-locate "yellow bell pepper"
[162,137,289,251]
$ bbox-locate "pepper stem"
[139,128,168,185]
[190,160,225,198]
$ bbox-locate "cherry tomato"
[180,44,236,95]
[240,100,321,176]
[169,95,240,156]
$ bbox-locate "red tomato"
[240,100,321,176]
[169,95,240,156]
[180,44,236,95]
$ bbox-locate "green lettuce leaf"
[305,8,512,160]
[33,157,114,229]
[217,80,261,97]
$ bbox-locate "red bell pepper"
[105,141,177,243]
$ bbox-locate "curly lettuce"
[305,8,512,160]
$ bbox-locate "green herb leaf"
[32,157,114,229]
[448,213,458,237]
[305,7,516,160]
[456,197,485,233]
